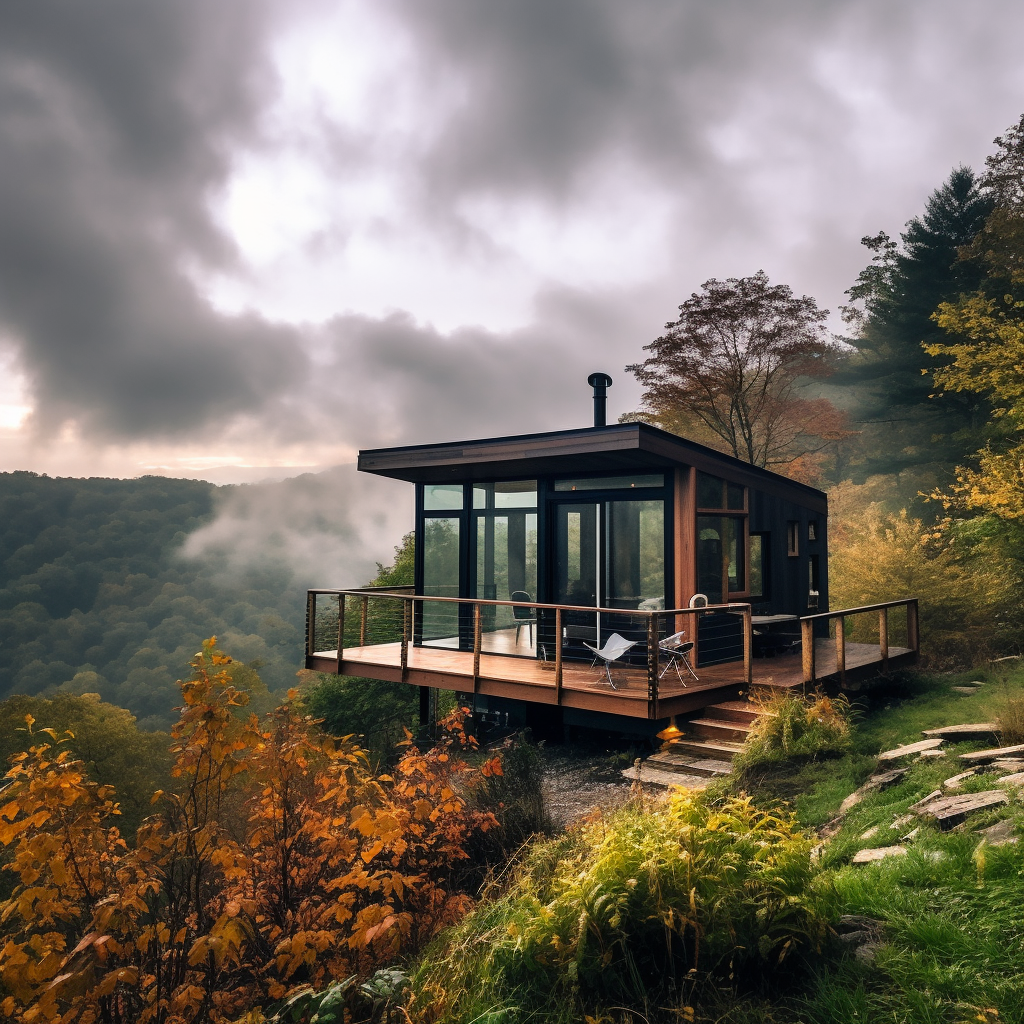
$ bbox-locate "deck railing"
[799,598,919,687]
[305,588,754,715]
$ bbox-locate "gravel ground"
[535,744,636,829]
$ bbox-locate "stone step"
[705,700,763,725]
[658,738,746,760]
[620,765,710,789]
[959,742,1024,765]
[922,723,1000,742]
[912,790,1009,830]
[644,751,734,777]
[686,717,753,742]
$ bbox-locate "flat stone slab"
[838,768,908,814]
[852,845,907,864]
[913,790,1009,830]
[943,769,977,791]
[996,771,1024,787]
[620,766,709,790]
[908,789,943,813]
[951,686,982,694]
[976,819,1018,846]
[991,758,1024,773]
[917,749,946,760]
[959,743,1024,765]
[923,723,1000,741]
[878,738,944,761]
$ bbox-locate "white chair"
[688,593,709,609]
[658,630,698,685]
[583,633,638,690]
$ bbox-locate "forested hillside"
[0,472,306,729]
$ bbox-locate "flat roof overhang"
[359,422,827,513]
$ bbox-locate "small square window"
[787,521,799,557]
[808,521,818,542]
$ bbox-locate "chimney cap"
[588,372,613,389]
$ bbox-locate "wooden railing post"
[360,595,368,648]
[401,598,410,680]
[306,591,315,659]
[742,606,752,687]
[835,615,846,686]
[336,594,345,675]
[801,618,815,692]
[907,599,919,655]
[554,607,563,705]
[472,602,481,693]
[879,606,889,671]
[647,613,659,717]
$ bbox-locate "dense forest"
[0,472,307,729]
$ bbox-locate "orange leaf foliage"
[0,639,497,1023]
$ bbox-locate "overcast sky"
[2,0,1024,487]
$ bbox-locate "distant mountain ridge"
[0,471,305,730]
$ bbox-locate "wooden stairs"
[621,700,763,789]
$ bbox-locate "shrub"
[0,640,500,1023]
[735,690,853,772]
[411,790,832,1023]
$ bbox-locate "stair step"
[658,738,746,760]
[621,765,710,789]
[706,700,762,725]
[644,752,734,777]
[686,717,753,741]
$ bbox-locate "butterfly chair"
[583,632,638,690]
[658,630,698,686]
[510,591,536,646]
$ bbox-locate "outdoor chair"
[510,591,537,646]
[583,632,638,690]
[658,630,698,685]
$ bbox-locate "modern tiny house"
[305,377,917,735]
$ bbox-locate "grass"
[407,663,1024,1024]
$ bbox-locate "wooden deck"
[306,634,915,720]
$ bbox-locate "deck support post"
[360,596,368,647]
[419,686,430,727]
[305,591,315,663]
[835,615,846,686]
[472,603,481,693]
[907,599,919,657]
[647,614,659,718]
[400,599,410,681]
[879,607,889,671]
[554,607,563,705]
[801,618,815,692]
[742,606,752,688]
[336,594,345,675]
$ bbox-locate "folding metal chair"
[583,632,638,690]
[658,630,698,686]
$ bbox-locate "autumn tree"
[627,271,847,478]
[0,639,499,1023]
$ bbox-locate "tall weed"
[411,790,833,1023]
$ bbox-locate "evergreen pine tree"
[840,166,993,480]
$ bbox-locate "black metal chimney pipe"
[588,372,613,427]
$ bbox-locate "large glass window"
[473,480,538,509]
[697,516,745,603]
[423,483,464,510]
[474,512,538,652]
[606,500,665,609]
[697,472,745,510]
[422,517,461,643]
[749,532,769,600]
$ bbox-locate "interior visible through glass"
[474,512,538,654]
[473,480,538,509]
[554,474,663,491]
[697,515,745,603]
[422,517,460,644]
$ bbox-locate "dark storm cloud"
[310,284,651,449]
[0,0,306,439]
